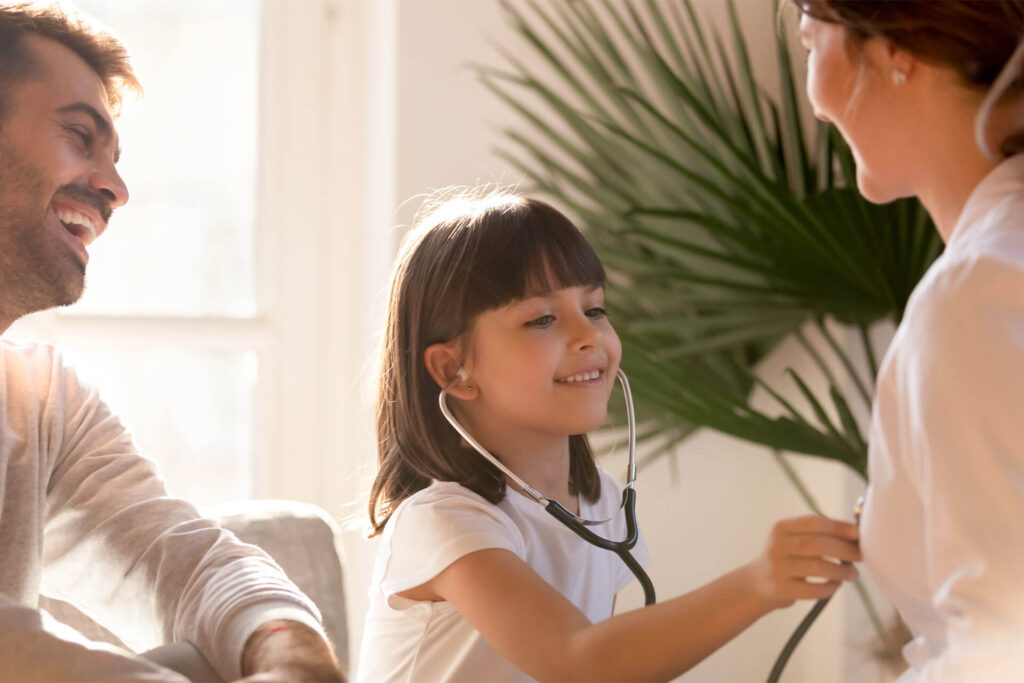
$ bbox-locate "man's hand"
[240,620,344,682]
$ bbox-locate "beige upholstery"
[40,499,349,676]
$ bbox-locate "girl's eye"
[525,314,555,328]
[586,307,608,320]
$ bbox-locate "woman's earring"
[891,69,907,86]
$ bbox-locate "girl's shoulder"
[377,481,527,587]
[386,480,521,543]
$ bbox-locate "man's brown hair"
[0,2,140,120]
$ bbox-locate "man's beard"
[0,133,86,325]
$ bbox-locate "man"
[0,3,344,681]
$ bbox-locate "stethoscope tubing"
[439,368,656,606]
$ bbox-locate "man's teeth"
[558,370,601,384]
[55,207,97,244]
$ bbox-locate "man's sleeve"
[0,591,189,682]
[39,351,324,681]
[898,256,1024,681]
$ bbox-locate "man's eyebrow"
[57,102,121,162]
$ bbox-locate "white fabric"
[357,467,649,683]
[861,154,1024,682]
[0,340,324,682]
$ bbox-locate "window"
[5,0,392,511]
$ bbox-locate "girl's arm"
[403,514,860,682]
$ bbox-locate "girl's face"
[459,283,622,452]
[799,14,915,203]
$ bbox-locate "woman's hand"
[746,514,862,610]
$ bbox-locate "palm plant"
[478,0,942,482]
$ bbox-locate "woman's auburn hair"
[793,0,1024,155]
[368,191,607,536]
[793,0,1024,89]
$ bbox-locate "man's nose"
[90,158,129,209]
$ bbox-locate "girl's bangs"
[461,200,606,320]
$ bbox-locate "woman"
[794,1,1024,680]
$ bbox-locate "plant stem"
[772,449,822,515]
[771,450,887,642]
[816,318,872,412]
[851,576,888,645]
[858,322,879,386]
[794,328,839,397]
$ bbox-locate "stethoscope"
[440,366,860,681]
[439,367,656,606]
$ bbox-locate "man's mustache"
[55,184,113,224]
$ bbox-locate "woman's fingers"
[754,514,863,607]
[771,514,859,541]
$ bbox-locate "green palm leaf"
[480,0,942,478]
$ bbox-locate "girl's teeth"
[561,370,600,383]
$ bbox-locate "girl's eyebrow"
[510,284,604,307]
[524,283,603,298]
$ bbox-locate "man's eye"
[69,127,93,149]
[586,307,608,319]
[526,314,555,328]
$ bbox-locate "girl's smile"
[554,367,605,386]
[452,282,622,466]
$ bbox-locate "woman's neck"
[913,95,1013,242]
[917,150,997,243]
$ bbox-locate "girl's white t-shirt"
[356,466,649,683]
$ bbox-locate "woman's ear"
[883,40,916,86]
[424,342,477,399]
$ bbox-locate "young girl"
[357,190,861,682]
[795,1,1024,678]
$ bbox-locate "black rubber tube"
[766,596,832,683]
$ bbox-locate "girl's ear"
[424,342,477,400]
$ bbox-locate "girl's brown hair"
[368,191,606,536]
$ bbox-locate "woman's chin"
[856,169,906,205]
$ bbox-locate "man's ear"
[424,342,476,399]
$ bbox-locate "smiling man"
[0,3,343,682]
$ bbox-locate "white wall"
[334,2,897,680]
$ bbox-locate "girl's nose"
[569,312,598,350]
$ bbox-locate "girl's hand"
[747,514,862,610]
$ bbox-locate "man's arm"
[35,348,337,680]
[0,592,189,682]
[241,620,343,682]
